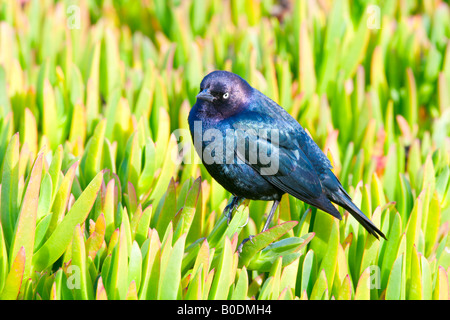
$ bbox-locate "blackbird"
[188,71,386,250]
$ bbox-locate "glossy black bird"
[188,71,386,250]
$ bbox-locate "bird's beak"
[196,90,215,102]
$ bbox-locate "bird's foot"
[224,204,233,225]
[223,196,243,225]
[236,235,255,254]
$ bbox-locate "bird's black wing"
[230,112,342,219]
[243,94,385,239]
[250,90,333,175]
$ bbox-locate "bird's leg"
[262,200,280,232]
[223,196,243,224]
[237,200,280,254]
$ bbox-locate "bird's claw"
[239,213,250,228]
[236,235,255,254]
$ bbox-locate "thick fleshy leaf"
[337,275,352,300]
[248,233,314,272]
[433,267,449,300]
[158,233,186,299]
[385,253,406,300]
[231,267,248,300]
[317,220,339,291]
[0,247,25,300]
[86,213,106,260]
[71,224,93,300]
[9,152,43,284]
[238,221,298,268]
[79,120,106,187]
[310,269,328,300]
[128,241,142,291]
[138,229,161,300]
[107,222,129,300]
[1,133,20,248]
[209,237,234,300]
[33,171,103,271]
[354,266,372,300]
[174,177,201,240]
[45,161,78,239]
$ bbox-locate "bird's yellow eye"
[223,92,229,99]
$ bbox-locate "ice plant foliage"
[0,0,449,300]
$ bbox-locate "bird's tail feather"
[332,189,387,240]
[304,193,343,221]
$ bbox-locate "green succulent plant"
[0,0,449,300]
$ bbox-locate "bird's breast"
[189,108,283,200]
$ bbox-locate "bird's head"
[195,70,252,118]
